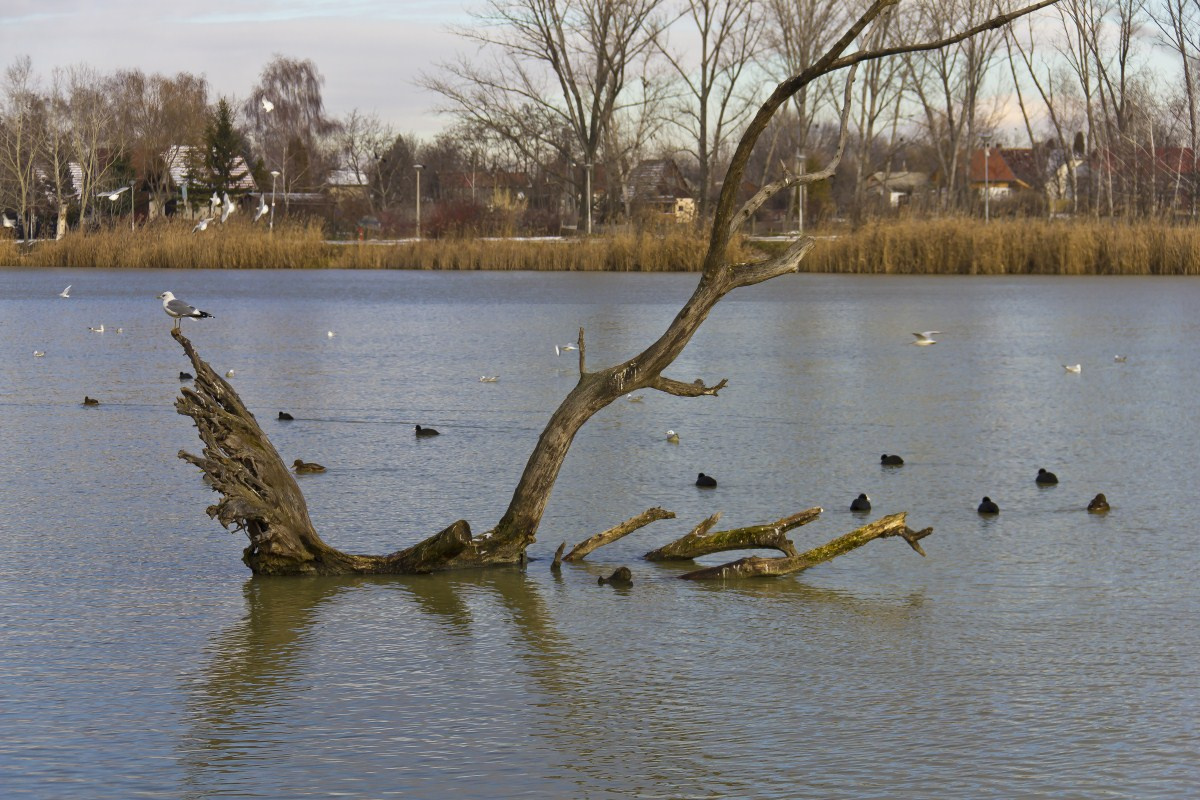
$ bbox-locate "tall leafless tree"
[655,0,764,219]
[422,0,668,229]
[244,55,339,209]
[0,56,46,237]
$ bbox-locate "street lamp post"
[414,164,424,239]
[269,170,280,233]
[585,162,593,235]
[796,151,806,234]
[982,138,991,223]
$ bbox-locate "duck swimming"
[977,496,999,514]
[292,459,326,474]
[1087,493,1110,513]
[415,425,440,437]
[1036,468,1059,485]
[695,472,717,488]
[850,493,871,512]
[881,454,904,466]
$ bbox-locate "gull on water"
[33,350,44,357]
[158,291,213,329]
[479,375,499,382]
[627,394,643,402]
[1114,354,1128,363]
[1063,363,1082,373]
[192,217,213,233]
[89,324,104,333]
[225,369,236,378]
[59,285,71,298]
[666,430,680,443]
[326,331,335,338]
[912,331,940,346]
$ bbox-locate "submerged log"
[680,513,932,580]
[562,507,676,561]
[644,507,821,561]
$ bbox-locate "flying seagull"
[261,98,274,113]
[192,217,213,233]
[158,291,213,329]
[1,214,14,228]
[210,192,221,208]
[911,331,940,346]
[59,285,71,298]
[97,186,129,201]
[220,192,235,223]
[555,343,578,356]
[253,196,269,222]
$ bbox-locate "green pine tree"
[189,98,250,198]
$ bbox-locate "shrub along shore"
[3,217,1200,274]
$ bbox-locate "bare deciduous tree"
[174,0,1061,579]
[422,0,668,228]
[244,55,339,207]
[655,0,764,219]
[0,56,46,237]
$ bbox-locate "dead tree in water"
[173,0,1058,577]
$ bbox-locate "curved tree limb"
[645,508,822,561]
[562,506,676,561]
[680,513,932,580]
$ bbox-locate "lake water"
[1,267,1197,798]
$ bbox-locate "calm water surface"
[1,268,1197,798]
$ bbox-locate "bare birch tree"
[0,56,46,237]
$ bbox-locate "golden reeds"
[5,217,1200,274]
[803,218,1200,275]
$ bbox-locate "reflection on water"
[2,268,1198,798]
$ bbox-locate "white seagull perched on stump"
[158,291,213,329]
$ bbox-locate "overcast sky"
[1,1,471,138]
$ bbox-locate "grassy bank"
[0,222,716,272]
[802,218,1200,275]
[4,217,1200,274]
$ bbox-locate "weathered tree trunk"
[561,507,676,562]
[680,513,932,580]
[645,508,821,561]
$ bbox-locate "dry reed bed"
[1,223,713,272]
[4,218,1200,274]
[805,218,1200,275]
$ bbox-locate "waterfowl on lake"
[1114,354,1127,363]
[1036,468,1059,485]
[278,412,294,420]
[225,369,235,378]
[179,372,193,380]
[977,496,999,514]
[1063,363,1082,373]
[881,454,904,466]
[850,493,871,512]
[89,324,104,333]
[695,472,717,488]
[292,459,326,474]
[33,350,44,357]
[479,375,499,382]
[666,429,680,443]
[415,424,440,437]
[1087,493,1110,513]
[82,396,99,406]
[555,343,578,356]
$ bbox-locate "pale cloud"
[0,0,472,137]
